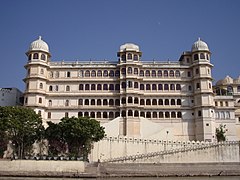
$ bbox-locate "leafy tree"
[45,116,105,159]
[216,124,227,142]
[0,106,44,159]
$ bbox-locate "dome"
[119,43,140,52]
[191,38,209,52]
[216,75,233,86]
[29,36,49,53]
[234,76,240,84]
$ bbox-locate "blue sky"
[0,0,239,91]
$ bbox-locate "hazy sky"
[0,0,239,91]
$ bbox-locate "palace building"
[23,37,240,142]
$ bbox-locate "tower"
[24,36,51,125]
[191,38,215,141]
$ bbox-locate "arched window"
[146,112,151,118]
[194,54,198,60]
[109,70,114,77]
[85,84,89,90]
[140,84,144,90]
[127,67,132,74]
[103,99,108,105]
[177,112,182,118]
[121,54,126,61]
[109,99,114,106]
[79,70,84,77]
[177,99,181,105]
[122,82,126,89]
[128,110,133,116]
[91,70,96,77]
[140,111,145,117]
[97,70,102,77]
[128,81,132,88]
[39,97,42,104]
[41,54,46,60]
[171,99,175,105]
[140,70,144,77]
[165,112,170,118]
[90,112,95,118]
[115,70,120,77]
[55,85,59,91]
[134,68,138,75]
[39,83,43,89]
[128,97,133,103]
[115,99,120,106]
[146,99,151,105]
[152,99,157,105]
[171,112,176,118]
[67,71,71,77]
[227,86,233,95]
[238,86,240,92]
[159,112,164,118]
[164,84,169,90]
[140,99,144,105]
[152,70,156,77]
[109,84,114,91]
[78,112,83,117]
[146,84,151,90]
[85,70,90,77]
[127,53,132,60]
[33,53,38,59]
[121,68,126,75]
[79,84,84,90]
[169,70,174,77]
[170,84,175,90]
[103,84,108,90]
[226,111,230,119]
[85,99,89,105]
[146,70,150,77]
[158,84,163,90]
[200,53,205,59]
[153,112,157,118]
[97,112,101,118]
[152,84,157,90]
[91,99,95,105]
[176,84,181,90]
[28,54,32,61]
[121,97,126,104]
[165,99,169,105]
[122,110,126,117]
[134,111,139,117]
[78,99,83,105]
[133,54,138,60]
[48,100,52,106]
[175,70,180,77]
[65,100,69,106]
[159,99,163,105]
[91,84,96,90]
[97,99,101,105]
[134,97,139,104]
[115,84,120,90]
[84,112,89,117]
[97,84,102,90]
[158,70,162,77]
[109,112,114,119]
[103,70,108,77]
[164,70,168,77]
[66,85,70,91]
[134,82,138,89]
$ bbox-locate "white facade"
[23,36,239,142]
[0,88,23,106]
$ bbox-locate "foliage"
[45,116,105,159]
[216,124,227,142]
[0,106,44,159]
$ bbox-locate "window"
[153,112,157,118]
[177,99,181,105]
[115,70,120,77]
[146,99,151,105]
[200,53,205,59]
[78,99,83,105]
[121,54,126,61]
[165,112,170,118]
[177,112,182,118]
[66,85,70,91]
[91,70,96,77]
[164,70,168,77]
[33,53,38,59]
[128,97,133,103]
[152,84,157,90]
[109,70,114,77]
[97,70,102,77]
[171,112,176,118]
[41,54,46,60]
[91,99,95,105]
[140,84,144,90]
[152,99,157,105]
[146,84,151,90]
[176,84,181,90]
[134,111,139,117]
[140,70,144,77]
[122,82,126,89]
[91,112,95,118]
[28,54,31,61]
[194,54,198,60]
[109,84,114,91]
[47,112,51,119]
[121,97,126,104]
[134,68,138,75]
[84,112,89,117]
[79,70,84,77]
[39,83,43,89]
[165,99,169,105]
[103,84,108,90]
[187,71,191,77]
[48,100,52,106]
[127,53,132,60]
[157,70,162,77]
[55,85,59,91]
[146,70,150,77]
[85,99,89,105]
[65,112,69,118]
[152,70,156,77]
[140,99,144,105]
[103,70,108,77]
[198,110,202,117]
[85,70,90,77]
[164,84,169,90]
[134,82,138,89]
[97,99,101,105]
[122,110,126,117]
[109,99,114,106]
[128,110,133,116]
[159,112,164,118]
[133,54,138,60]
[140,112,145,117]
[79,84,84,90]
[128,81,132,88]
[196,83,200,89]
[158,84,163,90]
[91,84,96,90]
[188,85,192,91]
[39,97,42,104]
[97,84,102,90]
[85,84,89,90]
[109,112,114,118]
[115,84,120,90]
[78,112,83,117]
[171,99,175,105]
[115,99,120,106]
[158,99,163,105]
[237,86,240,92]
[134,97,139,104]
[170,84,175,90]
[127,67,132,74]
[226,111,230,119]
[169,70,174,77]
[175,70,180,77]
[146,112,151,118]
[195,68,199,74]
[67,71,71,77]
[97,112,101,118]
[65,100,69,106]
[121,68,126,75]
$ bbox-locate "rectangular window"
[47,112,51,119]
[198,110,202,117]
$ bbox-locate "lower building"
[0,88,23,106]
[23,36,240,142]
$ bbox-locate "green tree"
[45,116,105,159]
[0,106,44,159]
[216,124,227,142]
